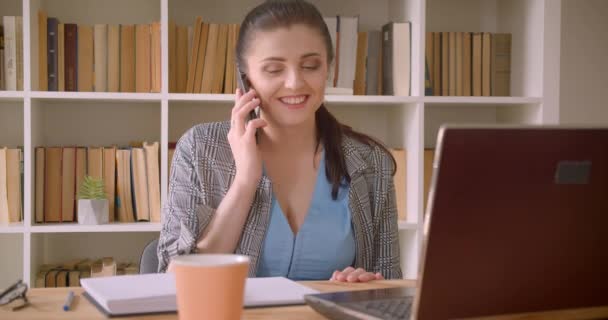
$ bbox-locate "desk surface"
[2,279,607,320]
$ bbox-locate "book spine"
[47,18,59,91]
[64,24,78,91]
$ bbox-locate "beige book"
[481,32,491,96]
[68,270,81,287]
[472,32,482,96]
[423,149,435,213]
[168,147,176,187]
[354,31,368,95]
[186,17,203,93]
[38,11,48,91]
[74,147,87,216]
[194,22,209,93]
[448,32,456,96]
[223,24,236,94]
[433,32,441,96]
[455,32,463,96]
[78,25,94,92]
[107,25,120,92]
[120,25,136,92]
[169,21,177,93]
[91,257,117,277]
[143,142,160,222]
[58,23,65,91]
[135,24,151,93]
[211,24,228,94]
[61,147,76,222]
[94,24,108,92]
[131,148,150,221]
[200,23,218,93]
[441,32,449,96]
[5,148,22,222]
[55,270,68,287]
[35,147,45,223]
[87,147,103,179]
[176,26,189,93]
[0,148,8,224]
[35,271,46,288]
[103,147,116,222]
[45,269,60,288]
[44,147,62,222]
[390,149,407,221]
[151,22,161,93]
[463,32,472,96]
[116,149,134,222]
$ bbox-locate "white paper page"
[81,274,320,315]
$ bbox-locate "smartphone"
[236,66,259,142]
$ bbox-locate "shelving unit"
[0,0,561,288]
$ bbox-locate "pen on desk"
[63,290,75,311]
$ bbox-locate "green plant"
[77,176,107,200]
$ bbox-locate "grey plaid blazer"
[157,121,402,279]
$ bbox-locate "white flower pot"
[77,199,109,225]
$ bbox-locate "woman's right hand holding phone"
[228,88,267,188]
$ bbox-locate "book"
[381,22,411,96]
[81,274,319,317]
[35,147,45,223]
[120,25,136,92]
[336,16,358,91]
[38,11,48,91]
[47,18,59,91]
[365,30,381,95]
[491,33,512,96]
[0,148,9,223]
[3,16,17,91]
[107,25,120,92]
[143,142,160,222]
[57,23,65,91]
[481,32,491,96]
[61,147,76,222]
[175,25,189,93]
[135,24,151,93]
[390,148,407,221]
[94,24,108,92]
[78,25,94,92]
[44,147,62,222]
[64,24,78,91]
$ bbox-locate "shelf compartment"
[426,0,545,97]
[0,234,23,289]
[30,222,161,233]
[30,100,161,148]
[29,232,158,283]
[30,91,162,103]
[29,0,161,91]
[0,102,24,148]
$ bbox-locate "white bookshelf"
[0,0,561,288]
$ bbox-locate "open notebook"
[81,273,319,317]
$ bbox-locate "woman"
[158,0,402,282]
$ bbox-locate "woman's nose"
[284,69,304,89]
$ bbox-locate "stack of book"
[168,19,239,94]
[168,16,412,97]
[38,11,161,93]
[425,32,512,96]
[325,17,411,96]
[0,147,23,224]
[0,16,24,91]
[35,257,139,288]
[34,142,161,224]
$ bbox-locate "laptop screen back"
[414,126,608,320]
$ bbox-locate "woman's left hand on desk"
[330,267,384,283]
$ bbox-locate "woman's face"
[245,24,329,128]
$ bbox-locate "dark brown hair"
[236,0,396,199]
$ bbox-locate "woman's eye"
[265,69,282,74]
[303,65,319,70]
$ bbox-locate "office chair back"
[140,238,159,274]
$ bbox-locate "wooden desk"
[2,279,607,320]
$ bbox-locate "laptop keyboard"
[341,296,413,320]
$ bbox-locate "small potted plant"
[77,176,109,225]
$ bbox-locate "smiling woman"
[158,0,402,282]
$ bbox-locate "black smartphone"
[236,66,259,142]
